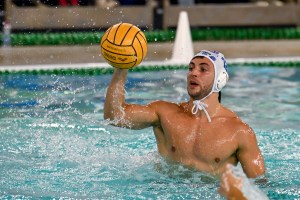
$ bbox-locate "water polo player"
[104,50,265,178]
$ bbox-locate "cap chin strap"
[192,100,211,123]
[191,91,213,123]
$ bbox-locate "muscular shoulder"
[229,117,256,146]
[219,107,256,140]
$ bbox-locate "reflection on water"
[0,67,299,199]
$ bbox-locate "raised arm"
[104,68,159,129]
[236,126,266,178]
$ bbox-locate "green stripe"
[1,27,300,46]
[1,61,300,75]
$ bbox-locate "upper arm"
[236,126,266,178]
[109,101,161,130]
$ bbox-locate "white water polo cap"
[191,50,229,122]
[192,50,229,92]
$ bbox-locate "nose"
[189,68,198,77]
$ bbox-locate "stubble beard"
[187,85,213,100]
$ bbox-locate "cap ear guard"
[209,50,229,92]
[216,71,229,91]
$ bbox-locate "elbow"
[103,103,125,121]
[246,165,266,179]
[103,114,109,121]
[103,106,112,120]
[103,113,119,127]
[103,111,114,121]
[103,111,122,127]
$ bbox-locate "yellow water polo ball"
[100,23,148,69]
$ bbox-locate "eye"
[200,67,208,72]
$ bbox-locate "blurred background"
[0,0,300,66]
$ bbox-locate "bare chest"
[157,116,238,164]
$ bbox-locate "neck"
[187,93,221,120]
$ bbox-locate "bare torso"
[104,69,265,178]
[152,101,242,177]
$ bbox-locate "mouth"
[189,80,199,87]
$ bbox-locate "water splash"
[229,165,269,200]
[0,68,299,199]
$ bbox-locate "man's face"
[187,56,215,100]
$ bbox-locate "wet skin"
[104,57,265,178]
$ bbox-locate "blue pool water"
[0,66,299,199]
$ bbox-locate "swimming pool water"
[0,67,299,199]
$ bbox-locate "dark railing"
[1,0,300,46]
[2,0,300,32]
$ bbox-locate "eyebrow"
[190,61,210,67]
[198,62,210,66]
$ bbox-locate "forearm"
[219,164,268,200]
[104,69,128,121]
[226,188,247,200]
